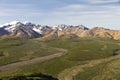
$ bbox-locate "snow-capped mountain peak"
[0,21,24,32]
[9,21,20,25]
[1,21,120,40]
[0,21,90,39]
[0,21,35,32]
[52,24,68,31]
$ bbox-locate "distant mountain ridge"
[0,21,120,40]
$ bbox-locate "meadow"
[0,36,120,80]
[0,38,58,66]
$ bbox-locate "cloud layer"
[0,0,120,29]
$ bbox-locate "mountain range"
[0,21,120,40]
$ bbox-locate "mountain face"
[0,21,43,38]
[0,28,9,36]
[0,21,120,40]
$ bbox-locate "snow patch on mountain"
[33,27,42,34]
[0,21,89,35]
[52,24,68,31]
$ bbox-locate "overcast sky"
[0,0,120,29]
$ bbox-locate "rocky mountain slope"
[0,21,120,40]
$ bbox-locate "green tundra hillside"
[0,36,120,80]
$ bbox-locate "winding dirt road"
[0,48,67,71]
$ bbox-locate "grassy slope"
[0,38,58,66]
[74,63,110,80]
[0,37,120,79]
[74,56,120,80]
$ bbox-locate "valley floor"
[0,48,67,71]
[0,38,120,80]
[58,52,120,80]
